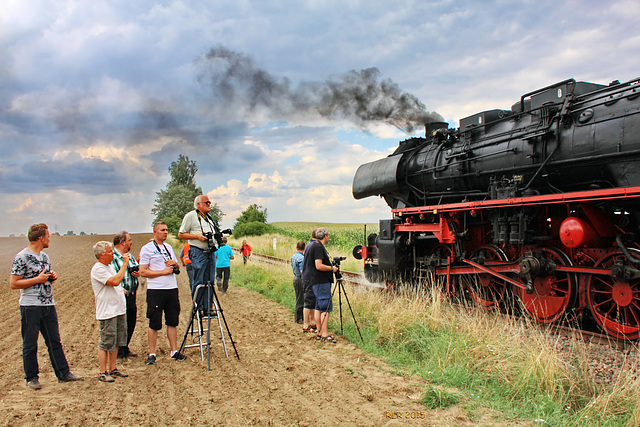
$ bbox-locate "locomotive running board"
[392,185,640,216]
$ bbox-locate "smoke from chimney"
[197,46,443,133]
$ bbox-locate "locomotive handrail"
[519,78,576,113]
[393,186,640,216]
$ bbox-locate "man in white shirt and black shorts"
[139,222,187,365]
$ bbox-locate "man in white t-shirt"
[139,221,186,365]
[91,241,129,383]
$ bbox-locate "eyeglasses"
[200,201,211,205]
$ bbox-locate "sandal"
[315,334,322,341]
[320,335,337,343]
[309,324,318,332]
[302,326,313,333]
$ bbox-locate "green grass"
[227,224,640,426]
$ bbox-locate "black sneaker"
[59,372,84,382]
[26,378,42,390]
[171,352,187,361]
[145,354,156,365]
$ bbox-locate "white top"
[139,241,179,290]
[179,210,217,250]
[90,262,126,320]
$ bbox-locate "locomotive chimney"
[425,121,448,137]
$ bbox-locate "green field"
[227,222,379,272]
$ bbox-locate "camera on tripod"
[332,256,346,279]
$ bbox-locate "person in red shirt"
[240,240,252,265]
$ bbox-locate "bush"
[233,221,272,237]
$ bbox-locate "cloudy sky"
[1,0,638,236]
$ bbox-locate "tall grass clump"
[309,279,639,425]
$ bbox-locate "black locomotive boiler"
[352,77,640,340]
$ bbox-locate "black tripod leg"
[337,279,364,343]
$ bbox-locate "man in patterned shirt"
[10,223,83,390]
[111,231,140,360]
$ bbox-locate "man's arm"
[10,269,51,289]
[139,264,174,278]
[178,231,207,242]
[105,254,130,286]
[314,258,335,272]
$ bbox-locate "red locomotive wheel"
[466,245,508,310]
[586,249,640,340]
[515,247,577,323]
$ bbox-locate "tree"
[233,204,270,237]
[234,204,268,227]
[151,155,222,235]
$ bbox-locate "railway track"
[234,249,372,287]
[237,249,637,348]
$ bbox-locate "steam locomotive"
[352,77,640,340]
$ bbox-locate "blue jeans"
[293,275,304,322]
[189,246,216,312]
[20,305,70,381]
[186,263,194,289]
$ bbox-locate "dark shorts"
[303,278,316,309]
[99,314,127,352]
[312,282,333,313]
[146,288,180,330]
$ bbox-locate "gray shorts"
[99,314,127,352]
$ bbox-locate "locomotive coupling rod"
[460,258,529,292]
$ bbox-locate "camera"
[127,265,139,275]
[332,256,346,265]
[202,232,218,254]
[172,265,180,275]
[332,256,346,279]
[45,270,57,282]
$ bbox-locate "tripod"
[178,251,239,370]
[324,263,364,343]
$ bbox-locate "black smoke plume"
[197,46,443,133]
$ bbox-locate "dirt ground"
[0,234,522,426]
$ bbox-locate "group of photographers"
[293,227,339,343]
[10,194,234,389]
[10,197,338,389]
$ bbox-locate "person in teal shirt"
[215,237,234,293]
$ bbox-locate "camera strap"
[197,210,216,234]
[153,241,173,262]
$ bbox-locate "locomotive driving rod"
[438,257,640,293]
